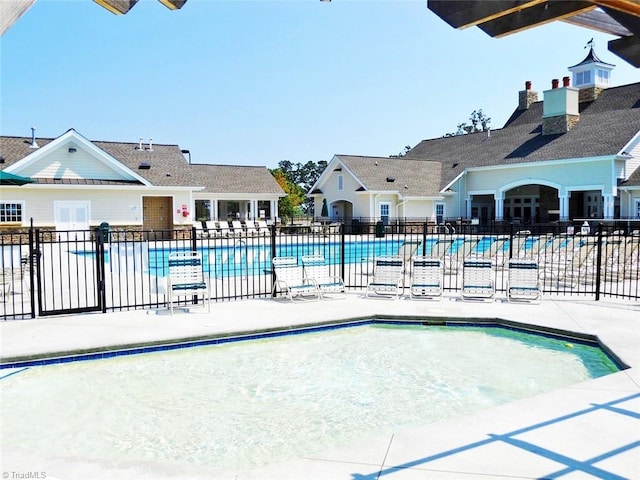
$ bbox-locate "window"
[597,69,609,84]
[380,203,390,225]
[435,203,445,224]
[635,200,640,219]
[337,175,344,191]
[576,70,591,86]
[195,200,211,220]
[0,202,24,223]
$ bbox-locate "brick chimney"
[518,81,538,110]
[542,77,579,135]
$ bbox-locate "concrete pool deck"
[1,292,639,479]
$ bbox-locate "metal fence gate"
[35,229,106,316]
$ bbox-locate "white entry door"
[54,201,90,231]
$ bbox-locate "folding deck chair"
[366,255,404,299]
[409,256,443,300]
[272,256,320,301]
[506,259,541,303]
[167,251,210,314]
[461,259,495,301]
[301,255,346,299]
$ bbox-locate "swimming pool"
[98,239,407,277]
[0,321,619,477]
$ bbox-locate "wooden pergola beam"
[478,1,597,38]
[608,34,640,66]
[427,1,546,29]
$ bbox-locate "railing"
[1,223,638,320]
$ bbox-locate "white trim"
[498,178,562,195]
[0,200,26,225]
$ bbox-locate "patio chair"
[301,255,346,299]
[366,255,404,299]
[256,220,270,235]
[443,238,477,275]
[506,259,541,303]
[409,256,443,300]
[555,238,598,287]
[245,220,259,236]
[327,222,341,235]
[192,221,207,239]
[205,220,223,238]
[217,220,233,237]
[272,256,320,301]
[461,259,495,301]
[167,251,210,315]
[231,220,245,237]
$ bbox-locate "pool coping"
[0,314,628,371]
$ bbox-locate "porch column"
[213,200,219,220]
[251,200,258,220]
[272,200,278,221]
[466,195,472,219]
[559,194,569,221]
[494,192,505,221]
[603,194,615,219]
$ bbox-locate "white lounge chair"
[231,220,245,237]
[366,255,404,299]
[217,220,233,237]
[167,251,210,315]
[506,259,541,303]
[245,220,259,236]
[302,255,346,299]
[409,256,443,300]
[192,221,207,239]
[205,220,222,238]
[461,259,495,301]
[271,256,320,301]
[256,220,270,235]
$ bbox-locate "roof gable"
[2,129,151,185]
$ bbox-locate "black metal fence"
[1,222,638,320]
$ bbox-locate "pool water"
[0,323,619,476]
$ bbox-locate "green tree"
[445,109,491,137]
[271,160,327,217]
[389,145,412,158]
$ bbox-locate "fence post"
[270,224,277,297]
[594,223,603,301]
[422,222,428,256]
[340,223,345,283]
[28,220,36,318]
[95,227,107,313]
[191,226,197,252]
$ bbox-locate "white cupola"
[568,42,615,90]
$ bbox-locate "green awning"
[0,171,35,186]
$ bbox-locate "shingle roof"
[407,82,640,190]
[0,134,283,195]
[335,155,443,197]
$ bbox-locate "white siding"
[6,187,193,227]
[19,149,130,180]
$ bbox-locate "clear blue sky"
[1,0,638,168]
